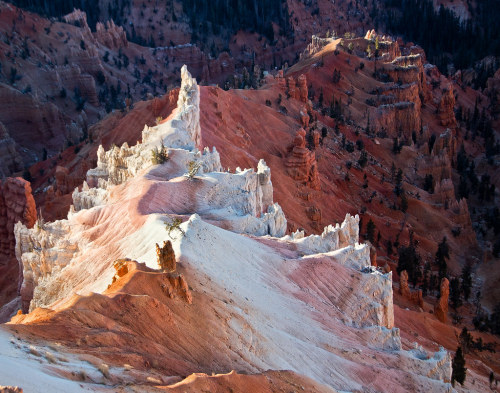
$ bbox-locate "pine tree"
[386,239,393,256]
[460,263,472,302]
[451,346,466,386]
[397,231,421,287]
[435,237,449,280]
[366,219,376,243]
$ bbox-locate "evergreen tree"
[460,263,472,302]
[451,346,466,387]
[400,191,408,213]
[366,219,376,243]
[394,169,403,196]
[435,237,449,280]
[386,239,393,256]
[423,174,434,193]
[397,231,421,287]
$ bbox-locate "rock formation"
[285,129,320,190]
[7,64,457,392]
[434,278,449,323]
[287,77,297,100]
[0,178,37,258]
[95,20,128,49]
[300,35,334,59]
[399,270,424,307]
[375,101,421,141]
[276,70,287,90]
[297,74,308,103]
[284,213,361,254]
[156,240,176,272]
[0,178,36,311]
[286,75,308,102]
[300,106,309,128]
[371,52,430,140]
[385,54,429,102]
[437,85,456,127]
[0,387,23,393]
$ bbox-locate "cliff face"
[0,123,22,178]
[375,101,421,141]
[0,84,70,167]
[0,177,36,312]
[372,54,430,140]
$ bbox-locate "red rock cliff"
[0,178,36,310]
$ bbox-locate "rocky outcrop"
[418,150,453,185]
[375,101,421,141]
[287,77,297,100]
[300,35,334,59]
[385,54,429,102]
[300,106,309,128]
[285,129,320,190]
[284,213,360,254]
[15,218,76,312]
[161,273,192,304]
[0,178,37,259]
[0,178,36,311]
[365,30,401,61]
[433,178,456,205]
[86,65,213,190]
[95,20,128,49]
[0,387,23,393]
[437,85,456,127]
[297,74,308,103]
[434,278,449,323]
[399,270,424,307]
[110,259,192,304]
[286,75,308,103]
[156,240,176,272]
[432,128,456,161]
[276,70,287,90]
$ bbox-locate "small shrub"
[151,142,169,165]
[186,161,201,180]
[165,216,185,238]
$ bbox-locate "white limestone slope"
[11,66,454,392]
